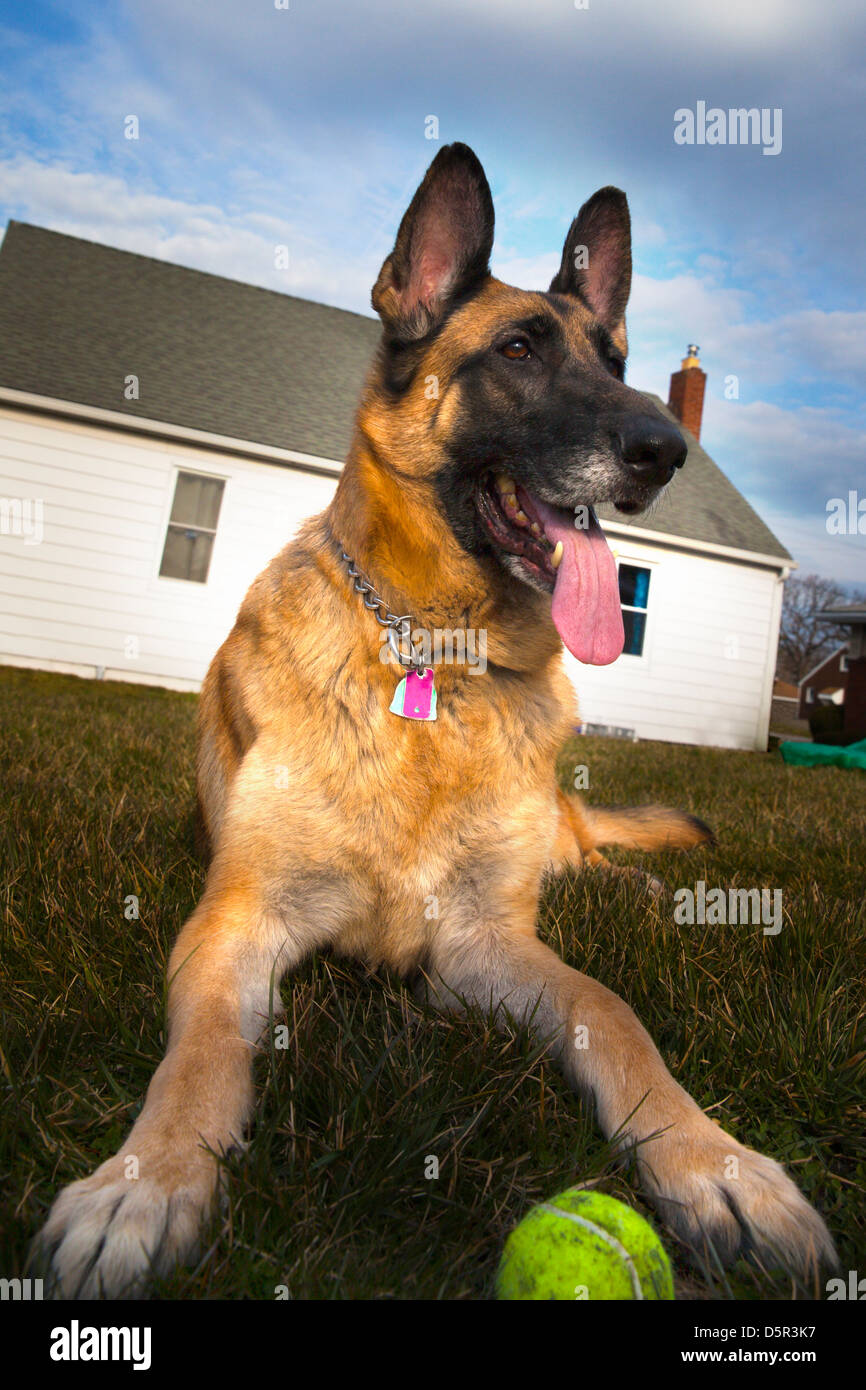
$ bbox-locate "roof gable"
[798,643,849,688]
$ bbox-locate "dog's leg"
[422,921,836,1280]
[34,879,318,1298]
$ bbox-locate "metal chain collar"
[339,549,427,672]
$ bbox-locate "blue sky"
[1,0,864,583]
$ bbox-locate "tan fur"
[34,168,836,1299]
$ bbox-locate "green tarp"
[780,737,866,770]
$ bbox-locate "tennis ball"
[496,1188,674,1300]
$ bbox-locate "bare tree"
[777,573,852,683]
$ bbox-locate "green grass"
[1,664,863,1300]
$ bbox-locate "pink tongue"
[527,495,625,665]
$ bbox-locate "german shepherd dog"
[36,144,835,1296]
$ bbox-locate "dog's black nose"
[618,415,687,485]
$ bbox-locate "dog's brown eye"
[501,338,531,360]
[607,355,625,381]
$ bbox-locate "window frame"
[153,463,229,589]
[615,553,655,663]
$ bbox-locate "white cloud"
[691,399,866,580]
[0,157,378,312]
[490,246,559,291]
[759,506,866,585]
[628,271,866,402]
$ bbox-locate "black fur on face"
[429,291,684,568]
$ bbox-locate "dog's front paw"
[638,1123,837,1281]
[33,1147,218,1299]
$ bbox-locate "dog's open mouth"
[475,472,625,666]
[475,474,561,585]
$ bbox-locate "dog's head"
[368,142,686,665]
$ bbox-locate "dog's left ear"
[372,142,495,343]
[549,187,631,343]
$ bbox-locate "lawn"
[1,664,863,1300]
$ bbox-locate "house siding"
[1,405,784,751]
[563,537,784,751]
[0,406,337,690]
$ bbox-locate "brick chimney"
[668,344,707,441]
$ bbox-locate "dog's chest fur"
[199,532,577,973]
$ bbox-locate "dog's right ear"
[372,143,494,343]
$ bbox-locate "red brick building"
[798,646,849,719]
[799,606,866,739]
[821,606,866,739]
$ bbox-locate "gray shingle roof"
[0,220,790,562]
[0,221,381,462]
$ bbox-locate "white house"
[0,222,792,750]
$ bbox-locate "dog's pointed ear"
[372,143,495,342]
[549,187,631,340]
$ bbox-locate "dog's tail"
[584,804,715,851]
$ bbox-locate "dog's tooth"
[530,521,542,538]
[551,541,564,569]
[496,473,516,494]
[504,493,518,511]
[515,508,529,525]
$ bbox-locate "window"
[840,654,849,673]
[805,687,814,704]
[618,563,650,657]
[159,471,225,583]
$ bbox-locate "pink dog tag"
[389,667,437,720]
